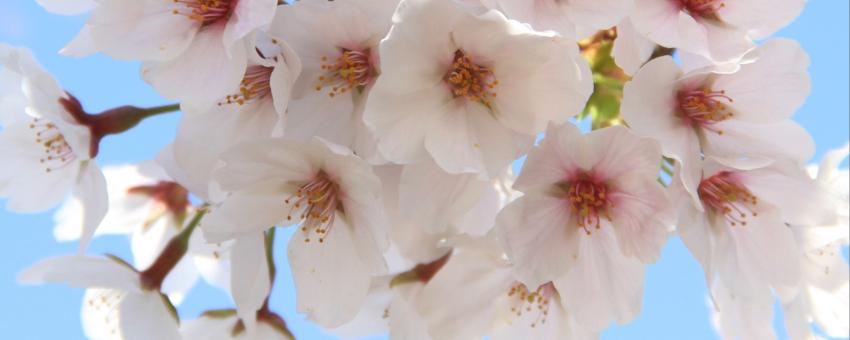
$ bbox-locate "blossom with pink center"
[364,0,592,178]
[496,123,673,332]
[630,0,804,62]
[0,44,107,253]
[169,45,300,202]
[202,137,388,327]
[621,39,813,203]
[47,0,279,103]
[268,0,398,164]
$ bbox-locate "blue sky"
[0,1,847,339]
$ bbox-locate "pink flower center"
[127,181,191,228]
[220,65,274,106]
[315,49,375,98]
[444,49,499,107]
[678,0,725,18]
[698,171,759,226]
[29,118,77,172]
[285,171,341,244]
[172,0,236,26]
[507,282,555,328]
[677,86,734,135]
[562,176,615,235]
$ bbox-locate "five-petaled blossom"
[364,0,592,178]
[621,39,813,204]
[0,44,107,252]
[203,137,389,327]
[497,123,673,332]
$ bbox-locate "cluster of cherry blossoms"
[2,0,847,339]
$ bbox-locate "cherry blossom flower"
[630,0,804,62]
[54,0,278,103]
[202,137,388,327]
[0,44,107,252]
[18,256,181,340]
[364,0,592,178]
[621,39,813,202]
[497,122,672,332]
[181,309,293,340]
[268,0,398,163]
[172,45,300,201]
[486,0,634,39]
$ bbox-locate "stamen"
[560,175,615,235]
[698,171,759,227]
[29,118,77,173]
[680,0,725,18]
[285,171,341,244]
[677,86,734,135]
[172,0,235,26]
[444,49,498,108]
[315,49,375,98]
[219,66,274,106]
[507,282,555,328]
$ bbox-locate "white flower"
[203,137,389,327]
[268,0,398,163]
[677,159,830,301]
[0,44,107,252]
[172,45,300,201]
[488,0,634,39]
[630,0,804,62]
[364,0,592,178]
[621,39,813,203]
[781,145,850,340]
[416,240,596,340]
[496,123,672,332]
[18,256,181,340]
[58,0,279,103]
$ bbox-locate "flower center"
[172,0,236,26]
[677,86,734,135]
[285,171,341,243]
[679,0,725,19]
[698,171,759,227]
[315,49,375,98]
[220,65,274,106]
[29,118,77,173]
[127,181,191,228]
[444,49,498,107]
[561,176,615,235]
[507,282,555,328]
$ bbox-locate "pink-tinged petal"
[711,280,776,340]
[676,195,716,284]
[202,183,288,242]
[585,125,663,183]
[35,0,95,15]
[632,0,708,56]
[284,92,357,147]
[620,56,686,153]
[74,161,109,255]
[611,18,655,76]
[222,0,277,50]
[609,180,672,263]
[85,0,197,61]
[718,0,804,39]
[399,160,489,234]
[702,21,754,63]
[288,212,373,327]
[18,255,141,293]
[555,224,645,332]
[497,193,579,288]
[565,0,634,34]
[704,119,814,166]
[269,42,301,115]
[712,39,810,123]
[425,103,487,175]
[365,86,449,165]
[417,249,514,340]
[119,292,181,340]
[230,232,270,331]
[213,138,316,191]
[513,122,584,192]
[740,164,831,226]
[141,24,247,104]
[60,25,97,57]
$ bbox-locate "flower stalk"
[139,206,207,291]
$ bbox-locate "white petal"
[74,161,109,254]
[60,25,97,57]
[18,255,140,293]
[610,181,671,263]
[704,119,814,166]
[35,0,95,15]
[222,0,277,50]
[718,0,804,39]
[119,292,181,340]
[202,184,287,242]
[513,122,584,192]
[612,18,656,76]
[230,231,270,331]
